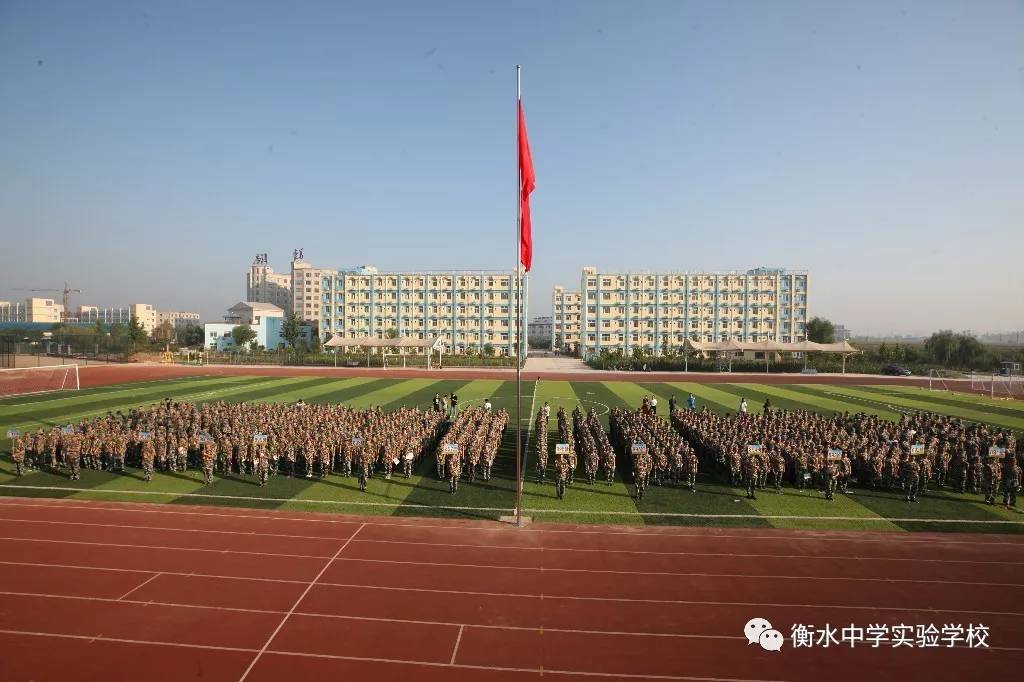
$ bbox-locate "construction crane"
[13,283,83,321]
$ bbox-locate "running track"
[71,363,990,392]
[0,497,1021,681]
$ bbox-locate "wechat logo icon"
[744,617,784,652]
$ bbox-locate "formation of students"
[609,408,698,499]
[671,405,1022,506]
[7,393,1021,509]
[7,399,448,490]
[434,404,509,494]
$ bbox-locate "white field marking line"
[117,572,162,600]
[334,553,1024,574]
[0,485,511,512]
[0,560,309,584]
[346,537,1024,560]
[0,375,246,408]
[5,484,1023,524]
[4,556,1019,592]
[546,394,611,416]
[0,536,334,559]
[0,629,257,653]
[2,499,1023,549]
[520,379,539,485]
[0,517,354,542]
[3,591,1023,647]
[449,624,464,664]
[236,522,366,682]
[5,533,1021,569]
[0,630,790,682]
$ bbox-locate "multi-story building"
[247,260,292,314]
[25,298,64,323]
[292,258,338,329]
[319,267,528,358]
[528,316,553,343]
[575,267,809,358]
[157,310,202,329]
[0,301,27,323]
[551,286,582,355]
[76,305,132,325]
[834,324,853,342]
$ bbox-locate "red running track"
[73,363,991,392]
[0,497,1021,682]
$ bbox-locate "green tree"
[282,314,302,349]
[93,320,105,335]
[231,325,257,349]
[806,317,835,343]
[180,324,205,348]
[152,321,176,346]
[483,343,496,357]
[385,328,398,339]
[924,330,958,365]
[127,316,148,350]
[952,333,986,368]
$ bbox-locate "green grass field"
[1,375,1023,533]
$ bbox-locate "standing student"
[687,393,697,411]
[739,398,748,416]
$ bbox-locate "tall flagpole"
[515,64,523,528]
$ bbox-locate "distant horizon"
[2,1,1021,334]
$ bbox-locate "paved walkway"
[522,356,592,373]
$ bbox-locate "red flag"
[518,101,535,272]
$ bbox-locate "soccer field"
[1,375,1022,533]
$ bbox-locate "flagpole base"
[500,512,533,527]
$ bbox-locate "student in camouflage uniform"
[10,435,26,477]
[357,447,373,492]
[742,452,760,500]
[64,432,82,481]
[632,447,651,500]
[1001,456,1020,508]
[201,440,216,485]
[770,450,786,493]
[684,449,698,492]
[902,457,920,503]
[823,458,838,501]
[983,460,1001,505]
[140,437,156,482]
[555,451,571,500]
[446,446,463,495]
[534,408,549,483]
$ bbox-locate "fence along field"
[0,374,1021,531]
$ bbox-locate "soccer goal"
[0,365,80,398]
[970,372,1024,400]
[927,369,964,392]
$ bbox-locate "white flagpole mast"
[515,64,523,528]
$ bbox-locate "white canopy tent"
[325,335,446,368]
[681,338,860,373]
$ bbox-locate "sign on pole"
[555,443,571,455]
[253,433,268,444]
[747,444,763,455]
[6,429,20,439]
[352,436,365,446]
[139,431,152,441]
[443,442,460,454]
[827,448,843,461]
[988,446,1006,460]
[631,442,648,455]
[199,431,213,444]
[910,444,926,457]
[61,425,74,434]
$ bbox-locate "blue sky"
[1,0,1022,335]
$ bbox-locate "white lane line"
[117,572,162,601]
[4,485,1022,523]
[0,536,333,560]
[3,558,1020,590]
[236,522,366,682]
[0,517,351,542]
[1,534,1020,569]
[345,537,1024,561]
[0,629,256,653]
[449,624,464,664]
[2,498,1021,546]
[0,629,789,682]
[2,590,1022,633]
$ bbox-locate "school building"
[554,267,809,359]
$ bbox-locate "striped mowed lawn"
[0,376,1022,532]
